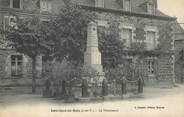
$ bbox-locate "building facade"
[174,23,184,83]
[0,0,181,86]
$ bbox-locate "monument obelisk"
[84,21,104,77]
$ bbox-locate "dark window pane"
[18,62,22,66]
[17,55,23,60]
[13,0,20,8]
[36,0,41,8]
[11,55,23,77]
[11,62,16,66]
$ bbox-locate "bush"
[43,59,103,98]
[105,61,144,83]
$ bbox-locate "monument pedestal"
[84,21,105,88]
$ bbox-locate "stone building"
[174,23,184,83]
[0,0,181,87]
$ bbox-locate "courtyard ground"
[0,84,184,117]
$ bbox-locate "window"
[10,0,22,9]
[95,0,104,8]
[13,0,20,8]
[96,20,108,28]
[4,16,9,27]
[147,3,155,14]
[120,28,132,48]
[3,16,16,28]
[147,59,155,76]
[11,55,23,77]
[124,0,131,11]
[146,31,156,50]
[40,0,51,12]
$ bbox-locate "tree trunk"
[32,57,37,93]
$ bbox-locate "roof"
[70,0,175,20]
[0,0,176,21]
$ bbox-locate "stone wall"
[94,10,175,85]
[174,40,184,83]
[0,0,65,14]
[0,0,177,86]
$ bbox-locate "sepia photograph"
[0,0,184,117]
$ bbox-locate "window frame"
[40,0,52,12]
[146,31,156,50]
[146,57,157,76]
[119,24,135,49]
[10,0,22,9]
[95,0,105,8]
[124,0,131,12]
[147,2,155,14]
[3,16,17,28]
[144,25,159,50]
[11,55,23,77]
[121,28,133,47]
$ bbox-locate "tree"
[158,22,174,51]
[98,21,126,68]
[50,2,96,65]
[5,17,53,93]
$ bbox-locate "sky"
[158,0,184,23]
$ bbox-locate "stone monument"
[84,21,105,84]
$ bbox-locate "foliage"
[44,60,82,85]
[105,62,142,83]
[50,2,96,65]
[43,60,100,96]
[4,16,53,93]
[98,21,125,68]
[158,22,174,51]
[5,17,52,58]
[44,60,100,84]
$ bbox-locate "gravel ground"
[0,84,184,117]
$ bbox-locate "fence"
[42,78,144,100]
